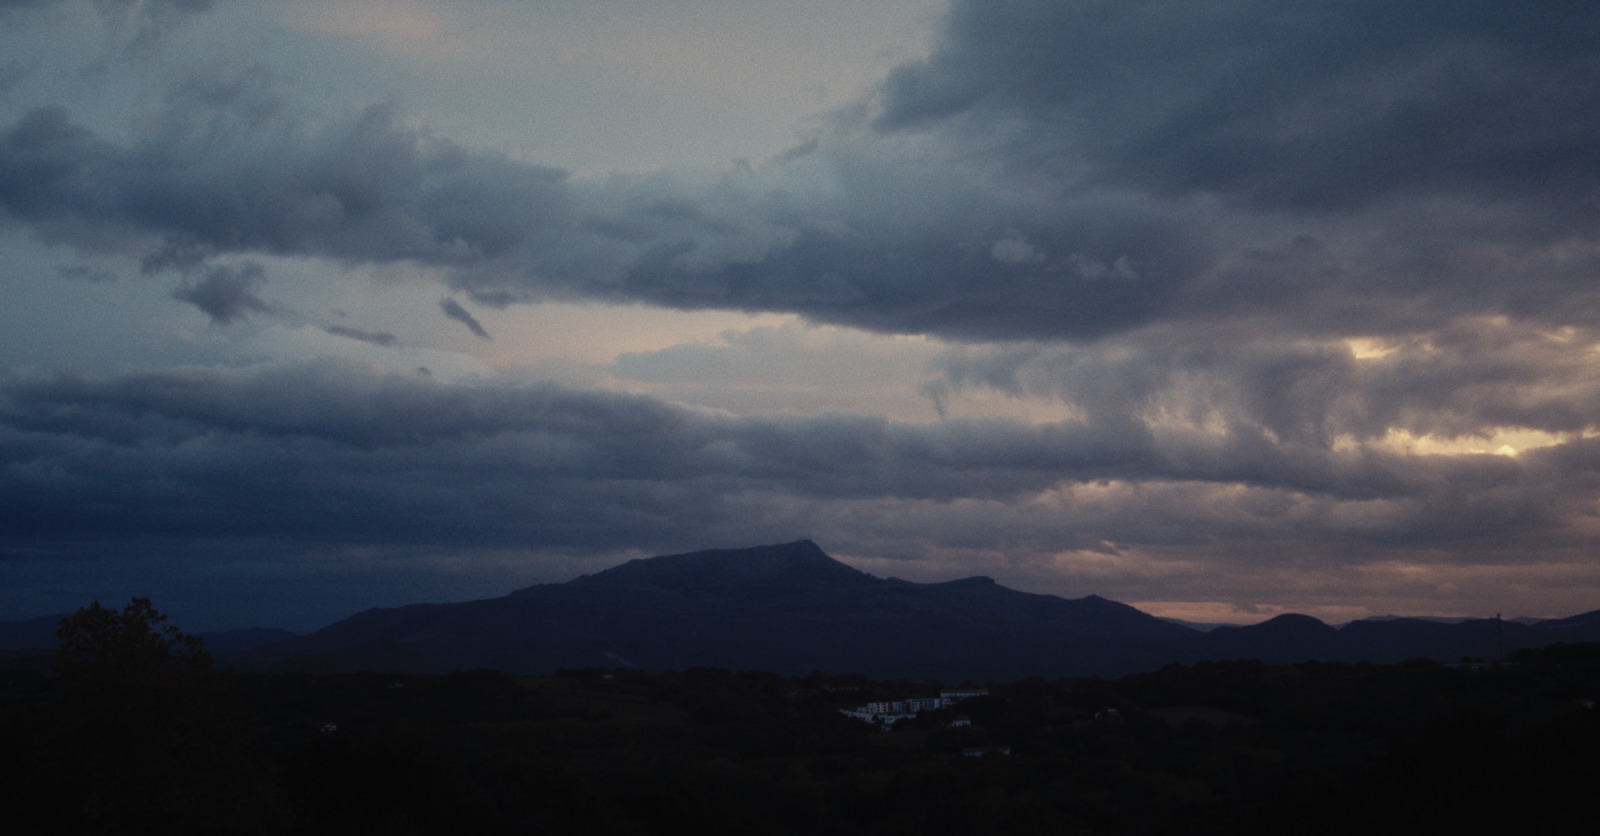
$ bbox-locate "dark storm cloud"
[543,0,1600,341]
[0,65,575,269]
[842,0,1600,338]
[0,0,1594,560]
[169,261,270,324]
[1,361,1591,566]
[7,2,1599,344]
[439,297,490,340]
[878,0,1600,213]
[5,0,1599,627]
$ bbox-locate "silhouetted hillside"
[236,541,1202,679]
[232,541,1600,678]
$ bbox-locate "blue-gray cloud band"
[4,1,1599,343]
[0,361,1585,564]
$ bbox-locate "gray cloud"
[3,360,1598,625]
[169,261,270,324]
[0,0,212,10]
[4,4,1598,347]
[324,324,397,347]
[877,1,1600,213]
[0,64,574,269]
[925,318,1600,448]
[0,0,215,49]
[439,297,490,340]
[5,0,1600,626]
[0,361,1590,558]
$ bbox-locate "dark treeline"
[5,626,1600,833]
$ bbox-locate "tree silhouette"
[54,596,213,688]
[23,598,290,834]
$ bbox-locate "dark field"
[5,642,1600,834]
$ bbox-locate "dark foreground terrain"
[5,641,1600,834]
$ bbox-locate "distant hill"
[233,541,1205,679]
[198,628,299,656]
[0,612,294,656]
[230,541,1600,679]
[0,614,65,652]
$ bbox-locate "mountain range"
[222,541,1600,680]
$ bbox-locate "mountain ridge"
[14,542,1598,679]
[234,541,1206,679]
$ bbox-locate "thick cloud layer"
[6,1,1599,345]
[4,1,1599,627]
[0,87,574,269]
[0,0,215,50]
[926,320,1600,446]
[880,1,1600,212]
[3,362,1596,588]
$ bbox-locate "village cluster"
[840,688,989,727]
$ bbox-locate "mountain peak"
[562,540,873,594]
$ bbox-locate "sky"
[4,0,1600,632]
